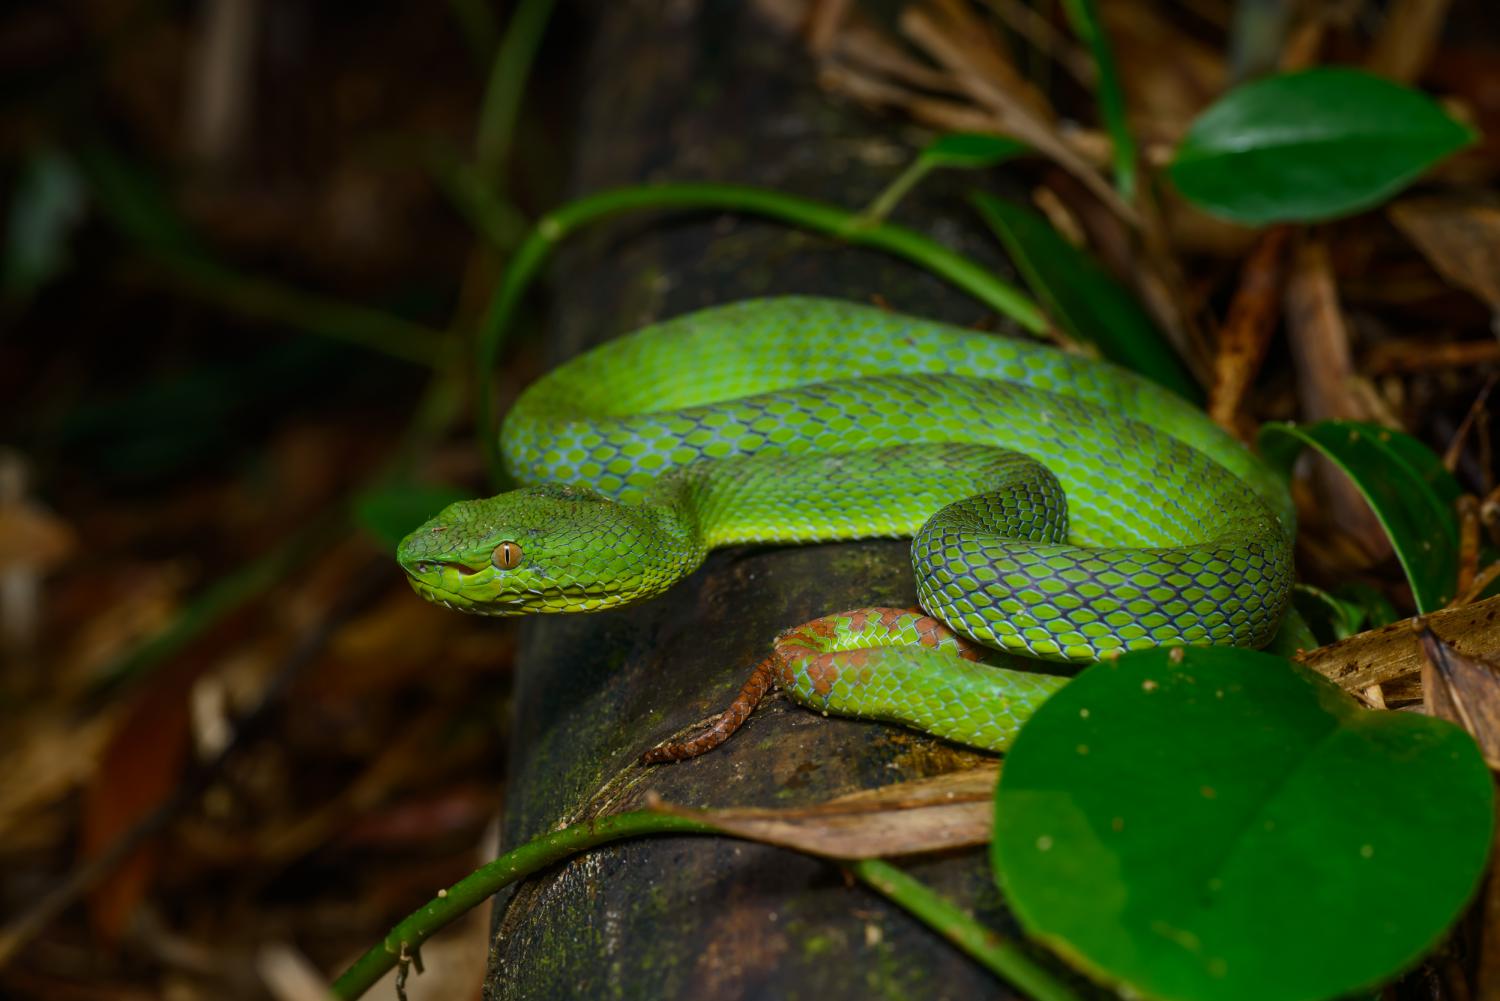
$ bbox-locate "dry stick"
[1483,485,1500,547]
[805,0,854,56]
[1370,341,1500,377]
[1208,226,1293,435]
[926,0,1054,118]
[817,62,1003,135]
[759,0,959,94]
[1457,496,1483,601]
[900,6,1138,229]
[980,0,1096,87]
[1442,375,1498,474]
[1367,0,1453,83]
[1458,563,1500,608]
[1297,593,1500,693]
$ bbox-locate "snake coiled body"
[399,297,1294,750]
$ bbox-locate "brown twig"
[899,4,1140,229]
[1367,0,1453,83]
[1368,340,1500,377]
[1208,225,1293,434]
[1442,374,1498,476]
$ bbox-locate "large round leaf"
[1170,68,1474,225]
[992,646,1492,1001]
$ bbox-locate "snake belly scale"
[398,297,1294,752]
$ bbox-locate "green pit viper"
[397,297,1294,755]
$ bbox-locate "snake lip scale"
[397,296,1295,752]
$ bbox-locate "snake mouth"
[402,571,529,616]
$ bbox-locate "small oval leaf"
[993,646,1493,1001]
[920,133,1030,170]
[1170,68,1475,225]
[1259,420,1461,612]
[973,193,1200,401]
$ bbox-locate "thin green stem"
[331,811,717,998]
[858,158,935,225]
[161,255,446,367]
[1058,0,1137,200]
[86,512,342,699]
[474,181,1048,485]
[424,146,530,251]
[474,0,557,180]
[850,859,1084,1001]
[330,810,1081,1001]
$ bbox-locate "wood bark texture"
[487,2,1058,997]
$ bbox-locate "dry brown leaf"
[1285,236,1396,562]
[0,710,118,844]
[1298,593,1500,693]
[80,660,194,944]
[1389,195,1500,312]
[1418,624,1500,769]
[649,765,999,859]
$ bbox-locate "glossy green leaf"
[356,484,470,552]
[859,134,1029,224]
[973,193,1199,401]
[1058,0,1135,198]
[1260,420,1461,611]
[993,646,1493,1001]
[919,133,1029,170]
[1171,68,1475,224]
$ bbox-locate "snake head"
[396,483,701,616]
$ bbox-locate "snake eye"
[492,540,523,570]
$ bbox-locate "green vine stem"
[849,859,1084,1001]
[474,181,1048,484]
[474,0,557,179]
[332,812,714,998]
[331,810,1081,1001]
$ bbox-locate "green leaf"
[859,134,1029,224]
[973,193,1199,401]
[1259,420,1461,611]
[1057,0,1136,198]
[993,646,1493,1001]
[3,148,87,303]
[1293,582,1399,644]
[1171,68,1475,225]
[356,484,470,552]
[918,133,1030,170]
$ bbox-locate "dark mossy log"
[487,2,1058,998]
